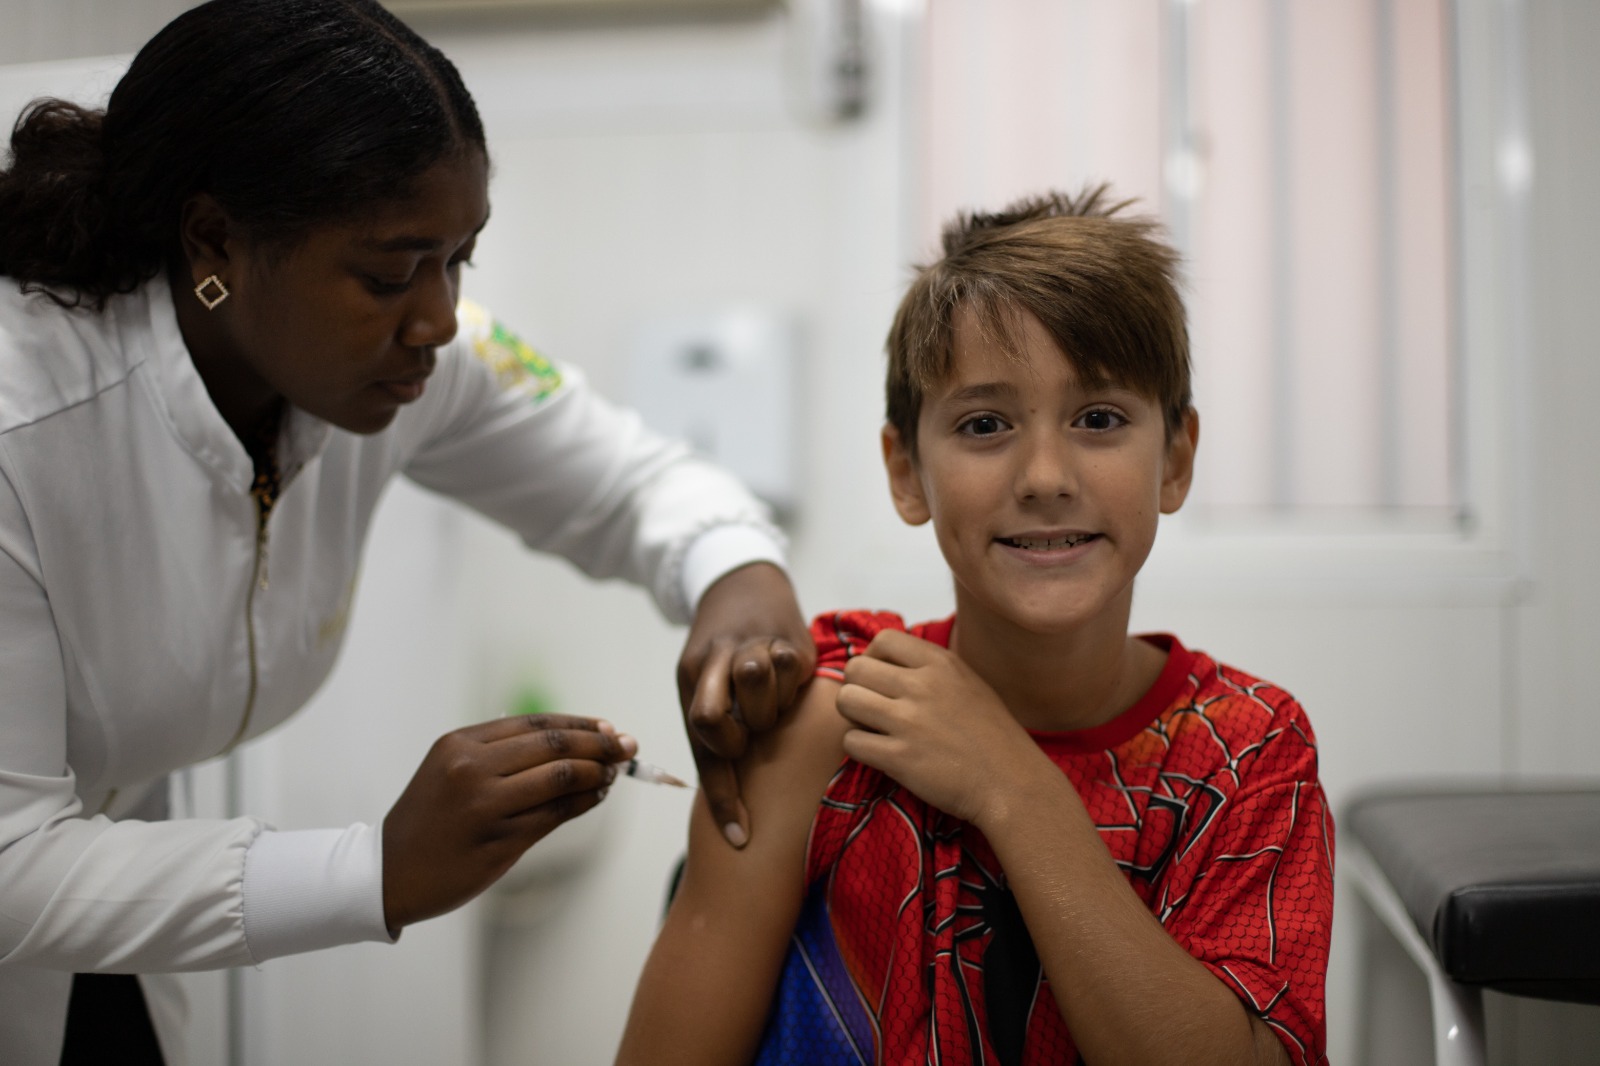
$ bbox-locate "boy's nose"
[1015,433,1079,501]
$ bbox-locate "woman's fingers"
[731,650,778,734]
[503,786,608,845]
[480,719,635,777]
[497,755,617,820]
[382,715,638,932]
[690,744,750,849]
[464,712,610,744]
[685,645,747,760]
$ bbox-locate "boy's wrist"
[973,752,1080,840]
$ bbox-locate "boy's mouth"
[996,533,1100,551]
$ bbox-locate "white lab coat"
[0,277,784,1064]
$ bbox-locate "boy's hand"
[837,629,1051,827]
[678,562,816,848]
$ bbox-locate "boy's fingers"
[841,654,911,697]
[836,683,898,732]
[840,727,903,774]
[864,628,938,666]
[693,748,750,848]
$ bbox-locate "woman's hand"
[677,562,815,848]
[381,714,636,935]
[837,629,1052,828]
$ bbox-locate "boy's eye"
[959,414,1010,437]
[1076,408,1127,431]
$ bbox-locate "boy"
[616,188,1332,1066]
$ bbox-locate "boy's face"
[884,305,1198,638]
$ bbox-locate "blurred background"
[2,0,1597,1062]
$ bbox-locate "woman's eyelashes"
[364,274,412,295]
[362,256,474,296]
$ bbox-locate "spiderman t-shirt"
[754,611,1333,1066]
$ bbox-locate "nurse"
[0,1,812,1062]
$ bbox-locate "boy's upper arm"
[616,678,849,1066]
[676,674,848,925]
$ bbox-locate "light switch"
[627,309,799,515]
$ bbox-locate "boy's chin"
[960,590,1117,639]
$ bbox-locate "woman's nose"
[400,267,460,349]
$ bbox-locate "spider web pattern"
[753,611,1332,1066]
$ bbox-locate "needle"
[624,758,689,788]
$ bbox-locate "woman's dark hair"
[0,0,487,308]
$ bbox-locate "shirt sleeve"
[810,610,908,680]
[1155,698,1335,1066]
[400,303,787,624]
[0,466,300,975]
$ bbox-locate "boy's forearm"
[617,678,849,1066]
[615,891,791,1066]
[614,806,799,1066]
[977,767,1291,1066]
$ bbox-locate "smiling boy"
[616,189,1332,1066]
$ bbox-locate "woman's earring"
[194,275,230,310]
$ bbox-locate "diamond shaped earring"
[194,274,230,310]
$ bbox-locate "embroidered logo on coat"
[459,300,563,401]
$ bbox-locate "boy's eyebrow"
[940,381,1020,405]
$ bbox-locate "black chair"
[1344,787,1600,1066]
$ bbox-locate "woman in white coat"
[0,1,814,1062]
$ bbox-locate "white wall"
[0,0,193,66]
[1516,0,1600,779]
[424,7,925,1063]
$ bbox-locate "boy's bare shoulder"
[743,672,850,797]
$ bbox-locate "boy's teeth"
[1008,534,1092,550]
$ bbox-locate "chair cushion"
[1345,788,1600,1004]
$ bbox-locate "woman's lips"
[379,377,427,404]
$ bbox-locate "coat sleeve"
[399,303,786,624]
[0,464,300,975]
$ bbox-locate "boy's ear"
[1159,407,1200,514]
[881,425,931,526]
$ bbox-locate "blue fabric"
[753,881,874,1065]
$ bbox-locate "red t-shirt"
[753,611,1333,1066]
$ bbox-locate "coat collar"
[139,275,331,493]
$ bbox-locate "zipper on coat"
[220,478,276,757]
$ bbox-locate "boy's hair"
[885,185,1191,451]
